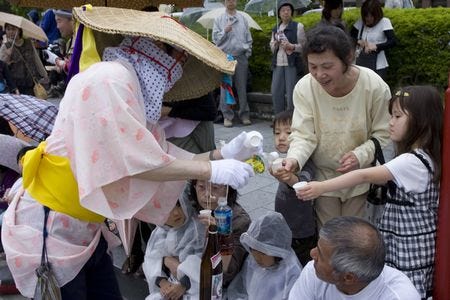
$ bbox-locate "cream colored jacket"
[287,66,391,199]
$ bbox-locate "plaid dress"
[379,151,438,299]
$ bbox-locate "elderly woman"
[2,7,258,299]
[0,23,47,95]
[276,25,391,228]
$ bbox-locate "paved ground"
[0,118,278,300]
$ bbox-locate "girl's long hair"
[389,86,443,181]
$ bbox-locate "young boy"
[270,110,317,266]
[143,196,205,300]
[227,211,302,300]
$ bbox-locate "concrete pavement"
[0,118,278,300]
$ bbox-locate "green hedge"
[249,8,450,93]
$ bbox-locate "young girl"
[227,211,302,300]
[189,180,251,287]
[143,196,206,300]
[298,85,442,299]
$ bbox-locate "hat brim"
[72,6,236,101]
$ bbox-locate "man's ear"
[342,272,358,284]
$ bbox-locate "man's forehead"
[317,238,334,258]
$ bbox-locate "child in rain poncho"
[143,194,206,300]
[227,211,302,300]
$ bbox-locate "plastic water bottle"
[214,197,233,255]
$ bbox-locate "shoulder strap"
[370,137,385,166]
[411,150,433,174]
[13,46,39,84]
[358,24,365,40]
[41,206,51,264]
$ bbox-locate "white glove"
[210,159,254,189]
[44,49,58,65]
[220,131,263,161]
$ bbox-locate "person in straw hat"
[1,6,261,299]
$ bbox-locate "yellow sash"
[22,142,104,223]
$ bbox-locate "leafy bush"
[249,8,450,92]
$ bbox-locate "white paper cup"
[244,131,263,148]
[271,158,284,172]
[199,209,212,217]
[293,181,308,192]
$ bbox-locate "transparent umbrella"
[0,11,47,42]
[7,0,204,9]
[244,0,311,14]
[197,8,262,30]
[180,7,212,28]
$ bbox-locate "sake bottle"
[214,198,234,255]
[200,225,223,300]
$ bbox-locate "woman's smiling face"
[307,49,347,95]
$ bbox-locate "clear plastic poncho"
[227,212,302,300]
[143,193,206,300]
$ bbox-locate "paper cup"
[199,209,212,217]
[293,181,308,192]
[271,158,284,172]
[244,131,263,148]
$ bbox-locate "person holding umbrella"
[0,23,48,96]
[270,0,306,115]
[2,6,259,299]
[213,0,253,127]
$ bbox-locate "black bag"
[33,206,62,300]
[356,51,377,70]
[365,138,388,225]
[355,25,378,70]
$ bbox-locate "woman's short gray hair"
[320,216,385,284]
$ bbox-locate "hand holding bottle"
[210,159,254,189]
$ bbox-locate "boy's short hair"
[272,110,294,132]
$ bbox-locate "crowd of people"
[0,1,443,300]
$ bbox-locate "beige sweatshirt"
[287,66,391,199]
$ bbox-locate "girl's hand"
[297,181,324,201]
[271,167,296,184]
[365,42,377,53]
[4,46,13,58]
[159,279,172,298]
[165,284,186,300]
[283,158,299,173]
[197,214,216,227]
[357,40,366,48]
[163,256,180,277]
[337,152,359,173]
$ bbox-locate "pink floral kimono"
[1,60,193,297]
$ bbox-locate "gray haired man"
[289,216,420,299]
[212,0,252,127]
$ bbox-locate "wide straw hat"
[72,6,236,101]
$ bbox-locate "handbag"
[33,206,62,300]
[355,25,378,71]
[33,81,48,100]
[14,47,48,100]
[365,137,388,225]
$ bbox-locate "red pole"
[434,70,450,299]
